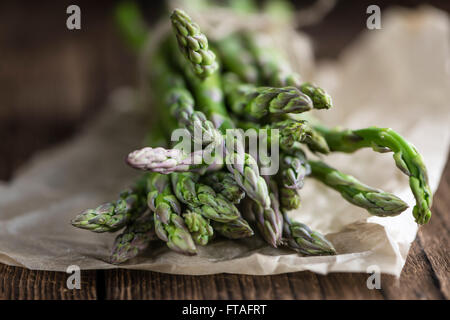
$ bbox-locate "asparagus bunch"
[71,3,433,265]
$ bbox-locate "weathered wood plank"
[0,264,97,300]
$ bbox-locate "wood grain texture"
[0,264,97,300]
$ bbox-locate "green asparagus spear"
[264,177,335,255]
[315,125,432,224]
[279,187,301,210]
[71,177,148,232]
[127,146,223,174]
[212,218,254,239]
[110,212,157,264]
[309,160,408,216]
[201,171,245,204]
[147,174,197,255]
[182,210,214,245]
[244,33,333,110]
[170,8,218,78]
[152,55,223,147]
[279,149,311,189]
[271,120,329,154]
[299,82,333,110]
[200,171,252,239]
[223,73,313,120]
[245,200,282,247]
[239,119,329,154]
[114,1,148,52]
[171,172,240,223]
[283,212,336,256]
[213,35,259,83]
[244,32,301,87]
[200,171,253,239]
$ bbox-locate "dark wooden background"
[0,0,449,299]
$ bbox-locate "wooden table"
[1,0,449,301]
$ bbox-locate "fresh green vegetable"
[170,8,218,78]
[171,172,241,223]
[71,176,148,232]
[147,174,197,255]
[110,212,157,264]
[315,125,432,224]
[309,160,409,216]
[223,73,313,120]
[201,171,245,204]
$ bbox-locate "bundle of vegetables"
[71,2,432,264]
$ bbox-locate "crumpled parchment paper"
[0,6,448,276]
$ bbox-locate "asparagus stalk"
[299,83,333,110]
[170,8,218,78]
[152,55,223,147]
[244,32,301,87]
[239,119,330,154]
[147,174,197,255]
[283,212,337,256]
[182,210,214,245]
[212,218,254,239]
[267,177,335,255]
[315,126,432,224]
[201,171,245,204]
[245,200,283,247]
[110,212,157,264]
[244,33,333,110]
[279,187,301,210]
[171,172,241,223]
[71,176,148,232]
[201,171,253,239]
[213,34,259,83]
[223,73,313,120]
[279,149,311,189]
[127,146,222,174]
[309,160,408,216]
